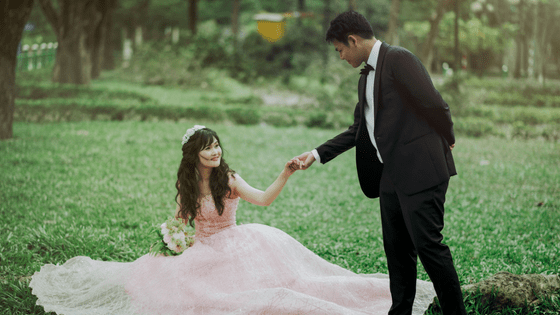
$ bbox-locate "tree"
[92,0,117,79]
[513,0,529,78]
[38,0,104,84]
[187,0,198,35]
[419,0,448,72]
[385,0,401,45]
[102,0,117,71]
[0,0,35,140]
[298,0,306,11]
[232,0,241,57]
[532,0,559,85]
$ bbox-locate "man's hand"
[450,143,455,151]
[295,152,316,170]
[286,158,304,175]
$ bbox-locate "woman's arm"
[231,159,301,206]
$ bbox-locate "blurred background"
[3,0,560,141]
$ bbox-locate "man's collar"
[367,40,382,68]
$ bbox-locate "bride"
[30,125,436,315]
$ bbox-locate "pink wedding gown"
[30,195,436,314]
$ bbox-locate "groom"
[296,11,466,315]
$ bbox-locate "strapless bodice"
[194,195,239,239]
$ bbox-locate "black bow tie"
[360,64,374,75]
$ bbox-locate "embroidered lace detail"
[194,196,239,239]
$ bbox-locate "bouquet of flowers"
[149,217,195,256]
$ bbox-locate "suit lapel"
[373,42,389,120]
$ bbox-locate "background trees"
[0,0,35,140]
[37,0,117,84]
[2,0,559,140]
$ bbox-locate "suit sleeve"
[315,102,361,164]
[390,48,455,145]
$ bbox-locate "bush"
[225,107,261,125]
[262,111,297,127]
[454,117,497,138]
[236,18,325,82]
[305,112,334,129]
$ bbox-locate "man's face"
[333,39,361,68]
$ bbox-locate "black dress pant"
[379,169,466,315]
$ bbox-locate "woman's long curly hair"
[175,128,235,227]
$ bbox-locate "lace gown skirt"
[30,224,436,315]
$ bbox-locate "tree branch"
[37,0,60,33]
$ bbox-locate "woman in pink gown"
[30,126,436,315]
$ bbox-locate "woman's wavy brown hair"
[175,127,234,227]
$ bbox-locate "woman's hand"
[232,158,303,207]
[285,158,304,176]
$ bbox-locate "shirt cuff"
[311,149,321,164]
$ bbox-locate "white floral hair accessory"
[181,125,206,145]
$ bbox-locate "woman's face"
[198,137,222,168]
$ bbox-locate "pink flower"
[173,233,186,242]
[163,234,172,244]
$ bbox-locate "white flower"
[167,240,187,253]
[163,234,172,244]
[181,125,206,145]
[166,241,178,252]
[173,232,186,242]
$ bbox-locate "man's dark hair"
[325,11,374,46]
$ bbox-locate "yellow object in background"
[254,13,285,43]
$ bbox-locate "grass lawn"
[1,121,559,314]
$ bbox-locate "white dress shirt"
[312,40,383,164]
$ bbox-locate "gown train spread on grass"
[30,195,437,314]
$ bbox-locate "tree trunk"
[386,0,401,45]
[321,0,333,82]
[298,0,306,11]
[533,1,558,85]
[0,0,35,140]
[91,0,108,79]
[92,0,117,78]
[102,0,116,70]
[454,0,459,70]
[420,0,446,73]
[188,0,198,35]
[521,0,531,77]
[514,37,522,78]
[38,0,103,85]
[232,0,241,53]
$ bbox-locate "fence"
[17,42,58,72]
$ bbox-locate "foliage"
[13,65,560,141]
[403,12,517,72]
[453,117,499,138]
[114,20,235,87]
[226,107,261,125]
[236,17,326,82]
[261,110,297,127]
[1,121,559,314]
[19,2,57,47]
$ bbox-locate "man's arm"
[389,47,455,146]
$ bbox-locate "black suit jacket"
[316,42,457,198]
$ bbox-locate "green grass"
[1,121,559,314]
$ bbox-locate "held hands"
[286,158,304,175]
[285,151,317,176]
[294,152,316,170]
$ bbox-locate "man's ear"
[347,35,359,47]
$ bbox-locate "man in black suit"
[296,11,466,315]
